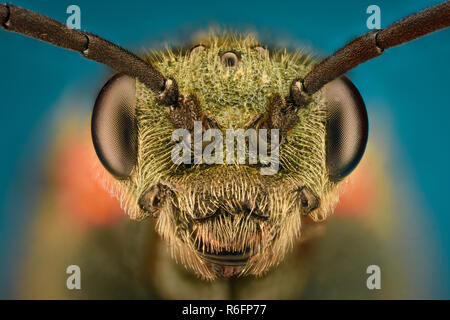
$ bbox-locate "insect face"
[92,34,368,278]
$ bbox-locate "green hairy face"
[102,33,340,279]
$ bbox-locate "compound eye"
[190,44,206,56]
[323,76,368,182]
[221,51,239,67]
[91,73,137,179]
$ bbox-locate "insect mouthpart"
[197,248,252,278]
[139,166,327,278]
[195,235,252,267]
[193,228,253,277]
[197,250,251,266]
[190,207,264,272]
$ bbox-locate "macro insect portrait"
[0,0,449,302]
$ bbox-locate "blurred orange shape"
[55,132,125,227]
[335,156,379,218]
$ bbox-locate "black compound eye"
[323,76,368,182]
[221,51,239,67]
[190,44,206,56]
[91,73,137,179]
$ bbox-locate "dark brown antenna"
[0,3,178,105]
[290,0,450,107]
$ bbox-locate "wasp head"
[92,33,367,279]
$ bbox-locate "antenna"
[0,3,178,104]
[290,0,450,107]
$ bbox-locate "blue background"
[0,0,449,298]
